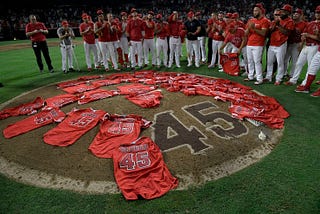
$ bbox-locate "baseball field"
[0,38,319,213]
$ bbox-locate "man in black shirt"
[184,11,201,67]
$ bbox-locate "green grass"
[0,38,319,213]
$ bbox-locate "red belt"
[171,36,180,38]
[306,43,317,46]
[158,37,166,39]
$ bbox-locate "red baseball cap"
[148,11,154,15]
[187,11,194,18]
[156,14,162,19]
[61,21,68,26]
[81,13,88,19]
[232,12,239,19]
[120,11,127,16]
[226,13,232,18]
[255,3,264,12]
[97,10,104,15]
[316,5,320,13]
[294,8,303,15]
[131,8,137,13]
[281,4,293,13]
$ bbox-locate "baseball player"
[142,11,156,67]
[244,3,270,85]
[119,12,130,68]
[126,8,144,69]
[208,11,226,71]
[57,20,75,74]
[295,45,320,96]
[283,8,307,82]
[184,11,201,67]
[168,11,183,68]
[195,11,207,64]
[79,13,100,71]
[286,5,320,86]
[264,5,295,85]
[154,13,169,68]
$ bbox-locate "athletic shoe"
[316,80,320,85]
[95,65,101,69]
[284,81,295,86]
[105,68,110,72]
[187,63,192,67]
[244,78,254,82]
[295,85,309,93]
[68,68,75,72]
[195,63,200,68]
[63,70,67,74]
[311,89,320,97]
[176,65,181,68]
[263,78,271,83]
[87,68,92,72]
[218,68,224,72]
[208,64,214,68]
[254,81,263,85]
[49,69,54,73]
[274,81,281,86]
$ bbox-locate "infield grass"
[0,38,319,213]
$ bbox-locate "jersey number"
[119,151,151,171]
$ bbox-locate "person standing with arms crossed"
[25,14,54,73]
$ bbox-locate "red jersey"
[45,94,79,108]
[3,106,65,139]
[269,17,295,46]
[79,21,95,44]
[155,21,169,38]
[0,96,45,120]
[78,88,115,105]
[168,14,183,37]
[246,16,270,46]
[61,83,98,94]
[303,21,320,45]
[25,22,47,42]
[224,28,245,48]
[211,19,226,41]
[287,20,307,44]
[112,136,179,200]
[43,108,106,146]
[126,90,163,108]
[116,83,158,95]
[126,17,144,41]
[143,20,155,39]
[89,114,152,159]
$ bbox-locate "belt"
[158,37,166,40]
[171,36,180,38]
[306,43,317,46]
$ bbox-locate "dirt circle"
[0,73,283,194]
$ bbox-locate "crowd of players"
[14,2,320,97]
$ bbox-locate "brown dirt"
[0,77,283,194]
